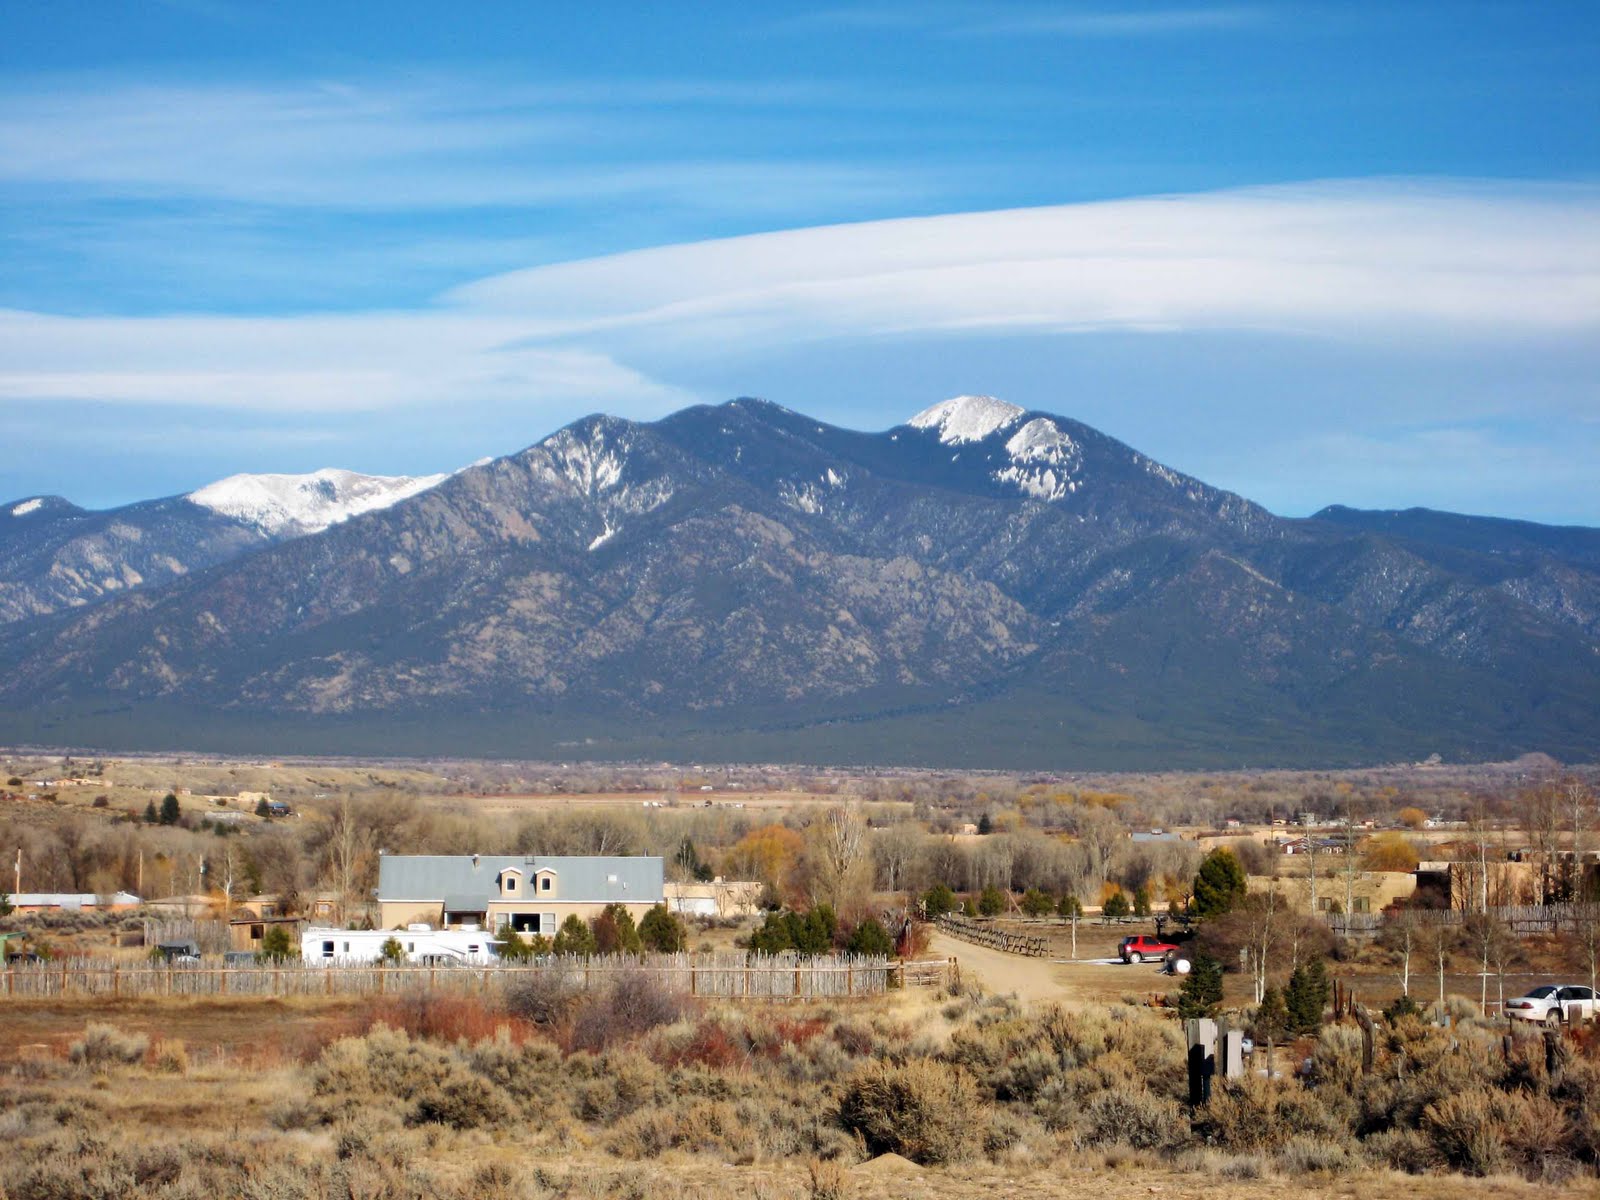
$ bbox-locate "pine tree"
[1177,952,1224,1019]
[846,917,894,956]
[922,884,958,919]
[638,904,687,952]
[158,792,181,826]
[1285,959,1331,1035]
[1057,893,1083,920]
[255,798,271,819]
[1102,889,1131,920]
[1192,848,1247,918]
[978,886,1006,916]
[552,913,596,956]
[1253,984,1288,1046]
[144,799,159,824]
[1132,884,1152,918]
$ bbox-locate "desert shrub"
[503,968,581,1027]
[1078,1088,1189,1151]
[837,1059,986,1164]
[569,969,688,1053]
[1422,1089,1511,1176]
[1275,1136,1356,1175]
[606,1098,751,1160]
[410,1073,514,1129]
[68,1023,149,1069]
[466,1031,567,1105]
[152,1038,188,1074]
[1199,1076,1349,1152]
[376,991,510,1043]
[572,1050,669,1123]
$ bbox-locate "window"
[342,942,350,953]
[406,942,415,952]
[541,913,556,935]
[540,876,552,892]
[250,924,264,940]
[506,877,517,893]
[1353,897,1370,913]
[321,941,334,958]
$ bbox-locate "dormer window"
[499,868,523,898]
[535,869,556,895]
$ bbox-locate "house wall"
[378,900,657,932]
[1247,871,1417,914]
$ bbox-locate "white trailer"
[302,924,498,966]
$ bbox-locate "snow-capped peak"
[10,498,44,517]
[188,468,447,537]
[908,395,1025,445]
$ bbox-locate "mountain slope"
[1,398,1595,768]
[0,468,448,625]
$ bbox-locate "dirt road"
[929,930,1174,1007]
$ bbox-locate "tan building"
[1248,870,1417,915]
[665,879,763,919]
[376,853,664,934]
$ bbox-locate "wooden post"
[690,963,698,997]
[220,967,228,996]
[112,965,120,998]
[1353,1003,1375,1074]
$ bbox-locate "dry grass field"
[2,972,1598,1199]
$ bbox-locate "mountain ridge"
[1,396,1596,769]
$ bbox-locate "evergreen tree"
[255,798,271,819]
[1285,958,1331,1035]
[1192,848,1248,919]
[257,925,295,961]
[978,886,1006,916]
[1177,952,1224,1019]
[1132,884,1152,918]
[143,799,159,824]
[976,812,994,835]
[378,936,406,965]
[1102,889,1131,920]
[158,792,181,826]
[748,910,794,954]
[495,929,537,961]
[638,904,687,952]
[0,892,12,918]
[795,904,838,953]
[922,883,958,920]
[675,836,714,882]
[1020,888,1055,917]
[552,913,596,956]
[1253,984,1289,1047]
[846,917,894,957]
[593,903,642,954]
[1057,893,1084,920]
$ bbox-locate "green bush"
[923,884,958,920]
[1020,888,1055,918]
[846,917,894,957]
[553,914,597,956]
[638,904,687,952]
[978,887,1006,917]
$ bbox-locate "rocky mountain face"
[1,397,1595,768]
[0,469,446,625]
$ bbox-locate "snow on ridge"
[908,395,1025,444]
[188,468,447,536]
[1005,418,1078,465]
[10,498,44,517]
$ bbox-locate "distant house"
[376,854,664,934]
[664,879,763,919]
[6,891,140,913]
[228,914,306,953]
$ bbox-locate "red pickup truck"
[1118,935,1180,964]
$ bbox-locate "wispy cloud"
[1,181,1593,424]
[0,77,922,213]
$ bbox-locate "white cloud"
[451,180,1600,346]
[0,181,1594,426]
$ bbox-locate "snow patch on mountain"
[992,418,1083,502]
[188,468,446,536]
[909,396,1024,444]
[10,498,44,517]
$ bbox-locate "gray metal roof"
[379,855,663,906]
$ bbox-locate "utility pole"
[13,846,20,894]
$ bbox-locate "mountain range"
[1,396,1596,769]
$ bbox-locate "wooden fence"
[1325,902,1600,938]
[0,951,892,1002]
[935,914,1048,957]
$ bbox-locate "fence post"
[690,963,697,997]
[220,967,228,996]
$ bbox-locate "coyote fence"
[0,951,891,1002]
[935,914,1048,957]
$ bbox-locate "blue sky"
[2,1,1597,521]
